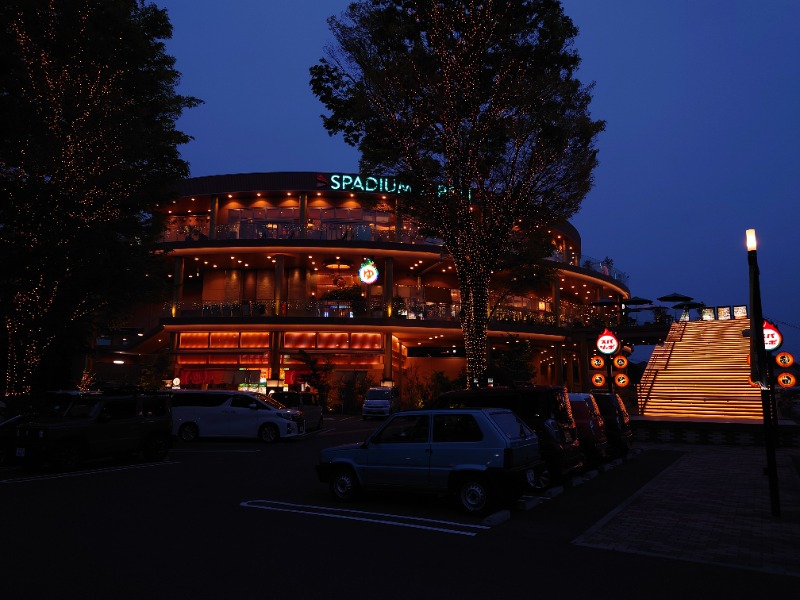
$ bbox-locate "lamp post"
[746,228,781,517]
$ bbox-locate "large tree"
[0,0,200,395]
[310,0,603,385]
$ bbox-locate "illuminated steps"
[638,319,762,420]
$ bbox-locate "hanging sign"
[591,373,606,387]
[777,373,796,388]
[358,259,379,284]
[590,356,605,369]
[614,373,630,387]
[763,320,782,352]
[596,329,619,355]
[775,352,794,367]
[613,355,628,369]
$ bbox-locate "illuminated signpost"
[596,328,619,399]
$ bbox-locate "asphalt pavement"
[564,441,800,577]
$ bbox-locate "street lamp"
[746,228,781,517]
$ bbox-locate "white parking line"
[240,499,490,536]
[1,461,179,483]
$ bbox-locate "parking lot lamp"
[746,228,780,517]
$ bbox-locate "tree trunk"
[457,263,491,388]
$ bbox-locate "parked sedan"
[316,408,544,515]
[567,393,609,467]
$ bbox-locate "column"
[298,192,308,239]
[171,257,184,318]
[270,331,283,383]
[209,195,219,240]
[383,257,394,316]
[274,255,285,316]
[382,332,393,383]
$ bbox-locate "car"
[567,392,610,467]
[14,392,172,470]
[591,392,634,457]
[316,407,544,515]
[170,390,304,442]
[361,386,400,419]
[431,386,584,488]
[270,391,324,431]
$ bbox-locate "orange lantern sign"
[591,373,606,387]
[777,373,796,388]
[590,356,605,369]
[775,352,794,368]
[613,355,628,369]
[614,373,630,387]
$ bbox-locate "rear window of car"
[171,392,228,408]
[488,410,534,440]
[365,388,391,400]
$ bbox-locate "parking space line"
[0,461,179,484]
[240,499,489,536]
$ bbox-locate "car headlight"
[276,412,292,420]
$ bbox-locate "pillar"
[209,195,219,240]
[171,257,184,318]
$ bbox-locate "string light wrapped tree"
[311,0,603,385]
[0,0,200,395]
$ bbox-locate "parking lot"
[2,414,799,599]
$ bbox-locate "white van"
[171,390,304,443]
[362,387,400,419]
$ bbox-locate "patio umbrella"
[658,292,693,303]
[623,296,653,306]
[672,301,705,311]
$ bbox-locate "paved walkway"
[572,442,800,577]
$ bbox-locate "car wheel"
[52,442,81,471]
[143,435,169,461]
[531,465,552,491]
[258,423,279,443]
[178,422,199,442]
[329,467,359,501]
[456,476,492,515]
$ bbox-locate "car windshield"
[255,392,287,410]
[489,411,534,440]
[65,399,101,418]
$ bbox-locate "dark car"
[271,391,324,431]
[591,392,634,457]
[432,386,584,488]
[15,392,172,470]
[567,392,609,467]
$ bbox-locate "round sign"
[614,373,629,387]
[762,320,782,352]
[172,377,181,387]
[777,373,796,388]
[775,352,794,367]
[613,355,628,369]
[596,328,619,356]
[591,373,606,387]
[358,259,379,284]
[590,356,605,369]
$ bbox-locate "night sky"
[159,0,800,360]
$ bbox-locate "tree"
[310,0,603,386]
[0,0,201,395]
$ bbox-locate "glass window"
[489,411,534,440]
[375,415,429,443]
[101,398,137,420]
[433,414,483,443]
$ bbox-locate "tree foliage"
[310,0,604,385]
[0,0,201,394]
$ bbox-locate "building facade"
[99,172,637,402]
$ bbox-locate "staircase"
[637,318,762,419]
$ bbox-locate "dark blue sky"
[160,0,800,359]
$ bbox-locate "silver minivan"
[171,390,304,443]
[361,387,399,419]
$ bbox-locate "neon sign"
[326,174,412,194]
[359,259,379,284]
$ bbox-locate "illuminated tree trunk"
[454,253,492,388]
[4,280,54,396]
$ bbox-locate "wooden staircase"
[636,318,762,419]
